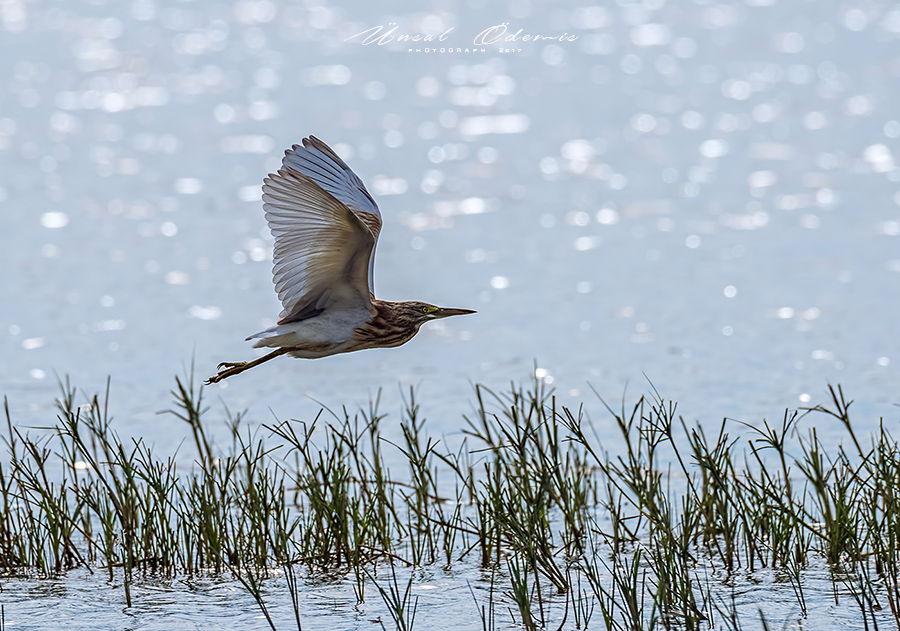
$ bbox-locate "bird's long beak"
[435,307,476,319]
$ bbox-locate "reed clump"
[1,375,899,630]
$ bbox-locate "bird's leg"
[205,347,291,385]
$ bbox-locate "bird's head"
[358,300,476,349]
[401,301,477,328]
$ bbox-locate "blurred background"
[1,0,899,446]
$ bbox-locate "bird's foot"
[217,361,247,370]
[205,361,248,385]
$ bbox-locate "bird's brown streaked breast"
[351,305,417,348]
[351,327,417,349]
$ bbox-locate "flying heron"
[205,136,475,384]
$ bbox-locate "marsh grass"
[368,561,418,631]
[1,375,899,630]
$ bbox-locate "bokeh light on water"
[1,0,899,447]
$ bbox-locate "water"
[0,562,890,630]
[1,0,899,628]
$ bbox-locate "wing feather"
[282,136,381,221]
[280,136,382,293]
[262,165,375,324]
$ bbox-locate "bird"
[205,135,475,384]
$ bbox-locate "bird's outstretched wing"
[282,137,381,227]
[281,136,382,293]
[263,155,376,325]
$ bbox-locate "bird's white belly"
[292,310,364,340]
[248,307,370,358]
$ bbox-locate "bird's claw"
[216,361,246,370]
[205,361,248,385]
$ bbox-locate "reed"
[1,374,899,630]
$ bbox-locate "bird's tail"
[246,325,295,348]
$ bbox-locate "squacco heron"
[205,136,475,384]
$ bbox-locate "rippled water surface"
[1,0,899,628]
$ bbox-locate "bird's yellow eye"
[422,306,430,314]
[422,305,438,314]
